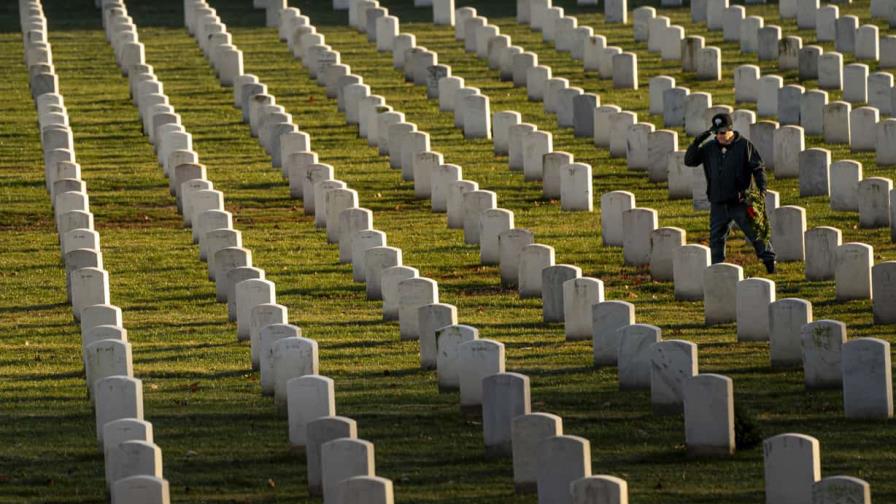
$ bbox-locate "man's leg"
[731,203,776,262]
[709,203,731,264]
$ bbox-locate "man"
[684,113,776,273]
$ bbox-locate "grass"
[0,0,894,502]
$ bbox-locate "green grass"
[0,0,894,502]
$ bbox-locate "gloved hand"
[696,129,713,143]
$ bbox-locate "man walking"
[684,113,776,273]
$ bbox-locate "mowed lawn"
[0,0,894,502]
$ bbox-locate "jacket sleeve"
[683,135,706,167]
[747,141,767,192]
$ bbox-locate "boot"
[764,259,776,274]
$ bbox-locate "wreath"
[744,186,770,242]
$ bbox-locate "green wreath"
[744,186,771,242]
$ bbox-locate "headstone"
[94,376,143,443]
[600,191,634,246]
[663,87,689,126]
[704,263,743,325]
[536,436,592,504]
[650,340,698,414]
[805,226,842,281]
[695,47,721,81]
[321,438,375,501]
[605,0,627,23]
[649,76,675,115]
[648,227,685,281]
[740,16,763,53]
[563,277,604,341]
[364,246,402,300]
[306,416,357,496]
[647,132,678,184]
[110,476,169,504]
[418,303,457,369]
[332,476,394,504]
[626,123,654,170]
[498,228,535,288]
[460,340,507,411]
[612,52,637,89]
[854,25,879,60]
[592,301,635,366]
[778,85,804,125]
[479,209,514,266]
[841,338,893,419]
[799,148,831,195]
[823,101,851,145]
[818,52,843,90]
[594,105,623,147]
[447,180,479,229]
[519,244,555,298]
[492,111,520,155]
[463,94,491,139]
[723,5,745,41]
[758,25,782,61]
[542,264,582,323]
[633,7,655,41]
[573,93,598,138]
[511,413,562,493]
[857,177,892,228]
[71,267,109,321]
[800,319,848,390]
[609,111,637,157]
[800,89,828,136]
[835,243,873,300]
[272,336,319,407]
[673,244,710,300]
[736,278,776,341]
[843,64,869,104]
[381,266,419,321]
[683,374,734,456]
[685,92,711,136]
[436,324,478,390]
[560,163,593,212]
[772,205,807,261]
[463,190,498,244]
[763,433,821,504]
[799,45,822,81]
[523,131,552,181]
[878,120,896,166]
[618,323,662,390]
[757,75,783,117]
[868,73,893,115]
[571,476,628,504]
[812,477,871,504]
[622,208,657,265]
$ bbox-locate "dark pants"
[709,202,776,264]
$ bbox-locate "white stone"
[492,110,520,155]
[321,438,375,502]
[447,180,479,229]
[835,243,873,300]
[772,205,807,261]
[626,122,654,171]
[673,244,710,300]
[418,303,457,369]
[458,339,505,409]
[592,301,635,366]
[249,303,288,370]
[536,436,592,504]
[857,177,892,228]
[812,477,871,504]
[523,130,552,181]
[483,373,531,456]
[272,336,318,407]
[805,226,842,281]
[560,163,593,211]
[601,191,635,246]
[801,320,847,389]
[436,324,478,390]
[94,376,143,443]
[381,266,418,321]
[612,52,637,89]
[650,339,698,414]
[737,278,776,341]
[685,92,711,136]
[563,277,604,341]
[512,413,562,492]
[683,374,734,456]
[769,298,814,368]
[618,323,662,390]
[648,130,678,182]
[622,208,657,265]
[609,111,637,158]
[542,264,581,323]
[818,52,843,90]
[306,416,357,496]
[519,244,555,298]
[872,262,896,324]
[843,64,869,103]
[648,227,685,281]
[763,433,821,504]
[704,263,743,325]
[695,47,721,81]
[463,190,497,244]
[799,148,830,195]
[397,277,438,340]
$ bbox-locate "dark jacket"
[684,131,767,204]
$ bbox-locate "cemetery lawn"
[1,0,894,502]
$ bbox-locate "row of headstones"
[136,2,401,502]
[286,0,886,499]
[733,63,896,126]
[22,0,170,502]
